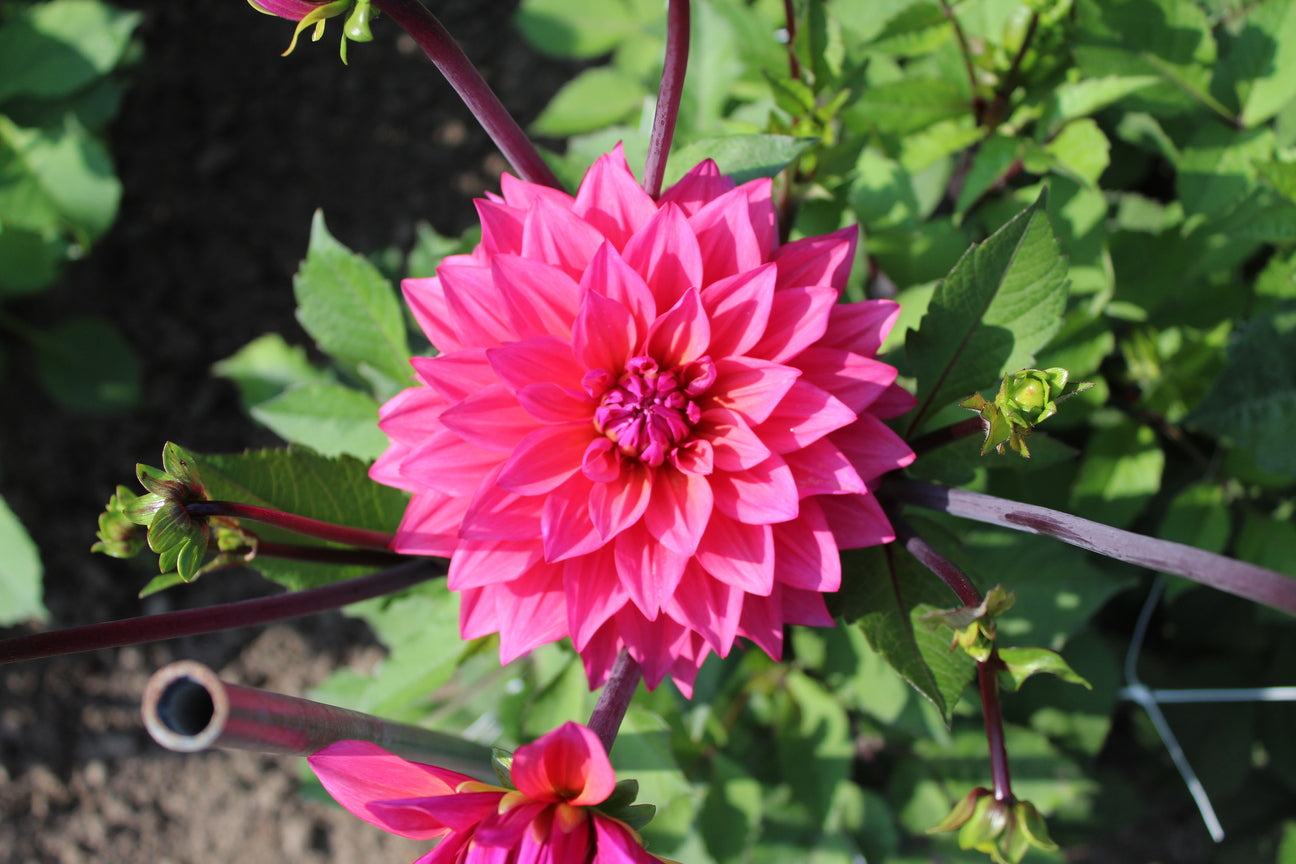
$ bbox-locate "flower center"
[590,355,715,467]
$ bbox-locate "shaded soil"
[0,2,572,861]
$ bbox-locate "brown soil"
[0,2,573,861]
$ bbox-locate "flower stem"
[187,500,395,549]
[892,514,981,607]
[780,0,801,80]
[371,0,562,189]
[884,477,1296,615]
[642,0,690,199]
[978,650,1013,802]
[0,559,444,666]
[907,416,985,458]
[588,649,642,755]
[246,540,408,567]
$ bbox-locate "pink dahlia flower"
[310,722,663,864]
[372,145,916,695]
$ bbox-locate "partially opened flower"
[372,145,916,694]
[309,722,663,863]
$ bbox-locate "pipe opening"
[155,676,216,736]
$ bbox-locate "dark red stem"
[247,541,408,568]
[587,649,642,755]
[372,0,562,189]
[893,516,982,607]
[885,477,1296,615]
[187,501,394,550]
[908,416,985,458]
[781,0,801,80]
[0,559,444,666]
[642,0,690,198]
[978,651,1013,802]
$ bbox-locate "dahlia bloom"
[372,145,915,694]
[309,722,662,864]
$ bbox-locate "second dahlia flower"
[372,146,915,694]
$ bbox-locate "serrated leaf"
[186,445,410,590]
[1069,419,1164,528]
[905,190,1069,434]
[665,135,812,187]
[531,67,646,137]
[1227,0,1296,127]
[0,115,121,242]
[845,77,968,136]
[0,0,139,102]
[862,2,951,57]
[1187,304,1296,477]
[1045,75,1161,126]
[997,647,1092,692]
[0,495,45,625]
[294,211,411,390]
[251,382,388,459]
[212,332,333,409]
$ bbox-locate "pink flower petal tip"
[373,144,915,694]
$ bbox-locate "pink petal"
[542,474,606,562]
[391,493,468,557]
[688,183,771,285]
[572,146,658,249]
[576,623,624,690]
[496,423,591,495]
[831,413,916,480]
[491,254,580,341]
[644,287,711,371]
[614,521,688,619]
[695,512,774,595]
[572,287,636,374]
[658,159,735,216]
[697,407,771,472]
[439,384,536,452]
[869,381,919,420]
[794,347,898,414]
[616,606,691,688]
[782,438,867,498]
[664,562,743,655]
[771,498,840,592]
[403,275,462,354]
[308,741,470,840]
[370,790,502,836]
[748,285,837,363]
[780,584,835,626]
[370,440,416,492]
[459,466,543,540]
[817,491,895,548]
[447,538,543,590]
[563,546,629,649]
[709,356,800,426]
[486,336,584,393]
[476,198,525,257]
[592,814,661,863]
[772,225,858,294]
[588,461,652,540]
[404,428,503,496]
[512,722,615,806]
[501,172,576,211]
[737,591,783,660]
[439,261,517,348]
[579,242,655,340]
[699,264,776,358]
[643,467,713,555]
[495,563,568,662]
[620,202,704,313]
[819,299,901,357]
[412,349,497,403]
[517,382,594,423]
[710,453,800,524]
[522,196,605,278]
[753,379,858,453]
[376,385,449,442]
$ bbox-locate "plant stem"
[981,11,1038,132]
[187,500,394,549]
[978,650,1013,802]
[587,649,642,755]
[939,0,985,122]
[371,0,561,189]
[884,477,1296,615]
[893,516,982,607]
[908,416,985,457]
[0,559,444,666]
[781,0,801,81]
[243,541,409,567]
[642,0,690,199]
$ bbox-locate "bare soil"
[0,2,573,861]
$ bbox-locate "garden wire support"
[142,660,497,783]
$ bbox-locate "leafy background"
[4,0,1296,863]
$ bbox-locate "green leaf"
[0,495,45,625]
[997,647,1092,692]
[251,382,388,460]
[1226,0,1296,127]
[1069,419,1164,528]
[1176,125,1274,222]
[212,333,333,409]
[834,540,978,726]
[665,135,812,187]
[531,67,646,137]
[0,0,140,102]
[1041,120,1111,189]
[515,0,643,58]
[294,211,411,390]
[33,316,139,414]
[904,190,1069,434]
[187,445,410,590]
[613,708,697,855]
[844,77,969,136]
[862,2,951,57]
[954,135,1021,216]
[1187,304,1296,477]
[700,753,764,864]
[776,670,854,822]
[0,114,121,242]
[0,224,62,296]
[1044,75,1161,127]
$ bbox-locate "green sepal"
[91,485,148,558]
[491,749,515,789]
[124,492,165,525]
[136,463,180,497]
[957,794,1010,851]
[927,786,991,834]
[1013,800,1059,851]
[997,646,1092,692]
[961,367,1094,457]
[343,0,374,42]
[922,585,1015,661]
[599,778,641,813]
[614,802,656,833]
[139,571,187,598]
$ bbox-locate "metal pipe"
[142,660,496,783]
